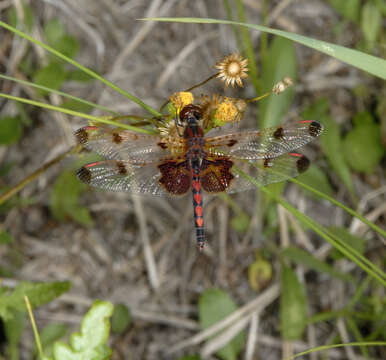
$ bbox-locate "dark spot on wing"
[227,139,238,147]
[264,158,273,168]
[112,132,123,144]
[296,155,310,173]
[309,121,323,137]
[77,167,92,184]
[116,161,128,175]
[75,128,88,144]
[157,142,168,150]
[273,127,284,139]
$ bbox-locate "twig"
[132,195,160,290]
[0,146,75,205]
[245,311,259,360]
[165,283,280,354]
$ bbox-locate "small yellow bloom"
[215,52,249,88]
[213,98,239,127]
[169,92,194,112]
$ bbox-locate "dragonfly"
[75,104,323,250]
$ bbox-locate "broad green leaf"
[53,35,79,60]
[328,0,360,22]
[177,356,201,360]
[259,37,296,128]
[281,246,353,282]
[50,170,93,227]
[0,230,13,244]
[280,265,307,340]
[199,289,245,360]
[146,18,386,80]
[61,99,93,114]
[303,99,354,194]
[0,116,23,144]
[329,227,366,260]
[8,3,34,31]
[297,165,334,199]
[34,62,66,96]
[35,323,68,358]
[111,304,131,334]
[53,300,113,360]
[44,19,66,47]
[343,113,384,174]
[4,310,25,360]
[0,281,71,320]
[361,2,382,51]
[66,70,95,82]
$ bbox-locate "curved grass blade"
[235,169,386,287]
[0,74,119,115]
[144,18,386,80]
[0,20,162,117]
[288,342,386,360]
[289,177,386,239]
[0,93,155,133]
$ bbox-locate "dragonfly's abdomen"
[191,161,205,250]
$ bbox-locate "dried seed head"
[198,94,222,128]
[169,91,194,111]
[215,52,249,88]
[272,76,294,95]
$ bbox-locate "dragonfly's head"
[179,104,202,126]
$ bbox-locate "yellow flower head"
[213,98,239,127]
[169,92,194,112]
[215,52,249,88]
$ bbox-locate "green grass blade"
[144,18,386,80]
[0,20,162,117]
[288,342,386,360]
[288,177,386,239]
[235,169,386,287]
[0,93,154,133]
[0,74,119,115]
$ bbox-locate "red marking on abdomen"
[192,180,200,192]
[194,193,202,204]
[196,217,204,227]
[195,206,203,217]
[84,126,99,130]
[289,153,302,157]
[297,120,312,124]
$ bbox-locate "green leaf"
[259,37,296,128]
[361,2,382,51]
[4,310,26,360]
[281,246,353,282]
[111,304,131,334]
[50,170,93,227]
[53,300,113,360]
[44,19,66,47]
[0,230,13,244]
[53,35,79,60]
[177,356,201,360]
[0,281,71,321]
[34,62,66,96]
[329,227,366,260]
[146,18,386,80]
[35,323,68,357]
[280,265,307,340]
[343,113,384,174]
[297,165,334,199]
[61,99,93,114]
[0,116,23,144]
[66,70,95,82]
[328,0,360,22]
[303,99,354,194]
[199,288,245,360]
